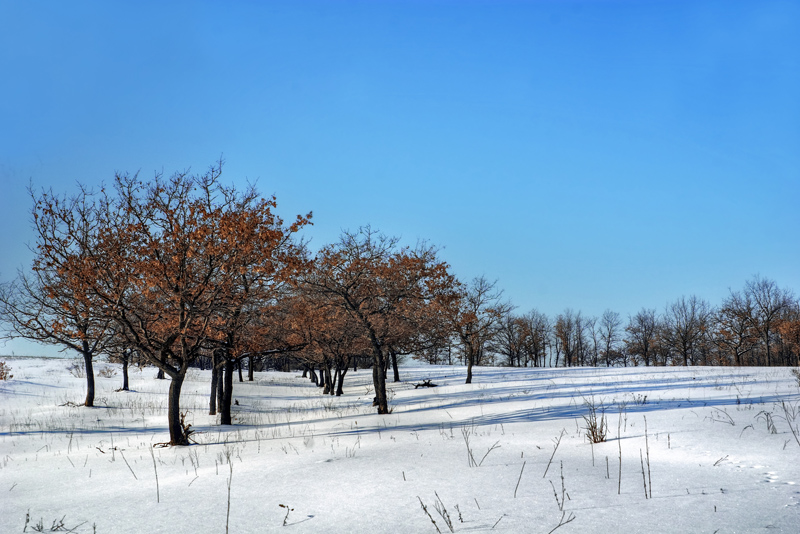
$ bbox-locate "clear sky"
[1,0,798,357]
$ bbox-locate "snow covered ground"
[1,357,799,533]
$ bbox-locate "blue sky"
[1,0,798,356]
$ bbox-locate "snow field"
[1,359,799,533]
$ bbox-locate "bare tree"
[585,315,600,367]
[496,312,525,367]
[519,309,551,367]
[554,310,575,368]
[555,309,590,367]
[745,275,794,365]
[625,308,658,366]
[574,312,589,366]
[600,310,623,367]
[663,296,711,366]
[714,290,757,366]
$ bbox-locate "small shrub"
[0,361,12,380]
[97,367,117,378]
[791,368,800,387]
[67,359,85,378]
[583,398,608,443]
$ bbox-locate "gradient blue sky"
[1,0,798,356]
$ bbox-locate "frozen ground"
[1,357,799,533]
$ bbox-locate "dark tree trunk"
[216,364,224,412]
[322,363,332,395]
[309,366,318,385]
[248,355,254,381]
[167,369,189,445]
[463,338,474,384]
[220,357,235,425]
[82,342,95,407]
[391,349,400,383]
[327,366,335,396]
[238,359,244,382]
[368,339,389,414]
[336,364,348,396]
[209,352,219,415]
[318,365,326,389]
[156,368,165,380]
[372,355,388,413]
[121,352,130,391]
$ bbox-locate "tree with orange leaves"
[443,276,513,384]
[776,305,800,367]
[37,161,310,445]
[294,296,369,396]
[304,227,456,414]
[212,284,311,425]
[0,185,114,406]
[203,201,311,425]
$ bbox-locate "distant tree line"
[420,277,799,370]
[0,163,797,445]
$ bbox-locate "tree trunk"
[309,366,318,385]
[765,338,772,366]
[391,349,400,383]
[323,363,332,395]
[212,361,222,409]
[121,351,130,391]
[371,345,389,414]
[318,365,326,389]
[336,364,348,396]
[238,359,244,382]
[82,343,95,407]
[220,357,235,425]
[167,369,189,445]
[156,368,165,380]
[209,354,219,415]
[248,355,254,381]
[327,366,335,396]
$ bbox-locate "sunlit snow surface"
[2,358,799,533]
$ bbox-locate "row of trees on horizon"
[436,283,799,371]
[1,162,798,445]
